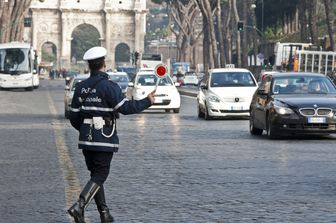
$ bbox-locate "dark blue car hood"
[274,94,336,108]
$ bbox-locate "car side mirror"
[128,82,134,87]
[200,83,208,90]
[65,85,70,91]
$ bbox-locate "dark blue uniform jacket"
[69,70,152,152]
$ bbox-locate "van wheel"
[173,108,180,113]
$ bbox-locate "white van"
[197,68,258,120]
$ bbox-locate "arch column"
[60,15,71,70]
[105,14,114,69]
[134,11,146,54]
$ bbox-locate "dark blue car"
[107,71,130,94]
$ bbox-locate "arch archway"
[115,43,131,67]
[41,42,57,65]
[71,24,100,65]
[40,42,57,76]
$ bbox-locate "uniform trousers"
[82,150,114,186]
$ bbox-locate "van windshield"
[210,72,256,87]
[136,74,173,86]
[0,48,30,75]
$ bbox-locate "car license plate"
[231,106,243,111]
[308,117,326,123]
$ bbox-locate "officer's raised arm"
[107,82,155,115]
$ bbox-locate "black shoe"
[94,186,114,222]
[99,207,114,223]
[68,181,100,223]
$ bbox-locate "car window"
[210,72,256,87]
[136,74,173,86]
[109,75,129,82]
[272,76,336,94]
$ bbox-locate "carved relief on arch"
[51,23,59,33]
[111,24,122,37]
[126,26,134,35]
[39,23,48,32]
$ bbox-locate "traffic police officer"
[67,46,155,223]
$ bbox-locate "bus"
[140,53,163,69]
[0,42,39,90]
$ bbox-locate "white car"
[126,71,181,113]
[64,74,89,118]
[183,71,199,85]
[197,68,258,119]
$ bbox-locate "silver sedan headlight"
[207,94,220,103]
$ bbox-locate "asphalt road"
[1,79,336,223]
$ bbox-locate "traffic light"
[237,21,244,32]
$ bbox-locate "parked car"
[64,74,89,118]
[183,71,199,86]
[126,70,181,113]
[197,68,258,120]
[65,70,80,86]
[107,71,129,94]
[249,72,336,138]
[116,66,136,80]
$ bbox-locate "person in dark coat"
[67,46,155,223]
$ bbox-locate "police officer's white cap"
[83,46,107,61]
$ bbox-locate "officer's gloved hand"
[147,90,156,104]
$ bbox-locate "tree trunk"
[241,0,248,68]
[250,0,258,66]
[196,0,214,70]
[216,0,225,67]
[324,0,335,50]
[202,17,210,72]
[232,0,241,67]
[298,0,308,42]
[0,0,32,43]
[223,0,232,64]
[308,0,318,44]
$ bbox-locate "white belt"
[83,119,94,124]
[83,118,115,138]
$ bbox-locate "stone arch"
[39,41,58,73]
[115,43,131,67]
[71,24,101,63]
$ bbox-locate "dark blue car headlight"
[273,101,294,115]
[274,105,294,115]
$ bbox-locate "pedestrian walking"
[67,46,155,223]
